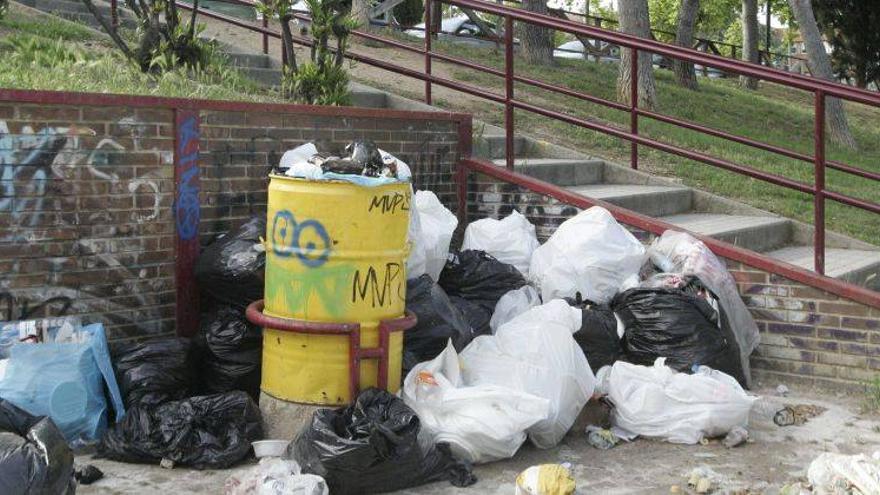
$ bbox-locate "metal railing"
[154,0,880,277]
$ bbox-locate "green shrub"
[0,0,8,20]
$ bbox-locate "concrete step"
[491,158,603,186]
[662,213,791,252]
[21,0,138,28]
[239,66,282,86]
[765,246,880,289]
[350,87,387,108]
[223,51,273,69]
[567,183,693,217]
[475,134,533,160]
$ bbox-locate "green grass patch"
[0,13,96,41]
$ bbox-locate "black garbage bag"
[449,296,491,337]
[403,275,474,373]
[438,250,526,314]
[97,391,262,470]
[612,286,747,386]
[566,298,623,373]
[196,306,262,400]
[0,399,75,495]
[290,388,476,495]
[113,338,196,409]
[196,216,266,309]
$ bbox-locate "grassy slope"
[0,5,278,102]
[383,36,880,245]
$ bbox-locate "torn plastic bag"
[460,211,540,276]
[0,399,75,495]
[403,275,474,373]
[460,300,595,449]
[225,458,329,495]
[196,216,266,309]
[196,306,262,400]
[529,207,646,304]
[413,190,458,281]
[449,295,491,337]
[808,451,880,495]
[612,286,747,386]
[602,359,756,444]
[649,230,760,387]
[0,323,123,445]
[401,341,550,464]
[490,285,541,333]
[113,338,196,409]
[97,391,262,469]
[290,388,476,495]
[439,250,527,314]
[566,298,624,373]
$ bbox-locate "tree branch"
[188,0,200,40]
[81,0,137,62]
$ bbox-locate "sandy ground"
[76,385,880,494]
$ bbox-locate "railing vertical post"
[630,48,638,170]
[504,15,514,170]
[262,16,269,55]
[424,0,433,105]
[814,90,826,275]
[111,0,118,30]
[456,162,469,227]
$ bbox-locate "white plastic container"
[252,440,290,458]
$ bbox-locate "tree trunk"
[81,0,136,63]
[673,0,699,90]
[740,0,759,89]
[616,0,656,109]
[787,0,857,149]
[517,0,554,66]
[353,0,372,31]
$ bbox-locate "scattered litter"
[0,399,75,494]
[98,391,262,469]
[160,458,174,469]
[529,206,646,304]
[602,358,756,444]
[807,451,880,495]
[461,300,595,449]
[778,482,811,495]
[686,466,723,495]
[776,384,790,397]
[649,231,761,387]
[439,250,527,316]
[515,464,576,495]
[74,464,104,485]
[411,190,458,281]
[773,404,826,427]
[196,216,266,310]
[252,440,291,459]
[225,457,328,495]
[0,322,124,444]
[612,277,748,386]
[280,141,411,186]
[290,388,476,495]
[722,426,749,448]
[196,306,262,401]
[490,285,541,333]
[460,210,539,276]
[113,338,195,409]
[401,341,550,464]
[585,425,620,450]
[567,297,624,373]
[403,275,474,374]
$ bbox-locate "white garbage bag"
[413,190,458,281]
[648,230,760,387]
[603,358,757,444]
[401,341,550,464]
[460,300,595,449]
[529,207,646,304]
[225,457,328,495]
[405,186,428,280]
[807,451,880,495]
[461,210,539,275]
[489,285,541,333]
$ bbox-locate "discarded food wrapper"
[460,210,539,276]
[773,404,826,427]
[225,457,329,495]
[401,341,550,464]
[585,425,630,450]
[808,451,880,495]
[515,464,576,495]
[280,141,411,186]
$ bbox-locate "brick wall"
[468,172,880,392]
[0,96,464,343]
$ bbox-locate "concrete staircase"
[20,0,880,290]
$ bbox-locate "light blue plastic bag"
[0,323,125,445]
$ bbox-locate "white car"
[405,14,503,47]
[553,39,619,62]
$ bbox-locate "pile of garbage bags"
[279,141,412,186]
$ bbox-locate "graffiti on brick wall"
[0,118,167,335]
[175,115,200,241]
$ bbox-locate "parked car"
[553,39,619,62]
[405,15,506,47]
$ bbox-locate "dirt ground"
[76,384,880,494]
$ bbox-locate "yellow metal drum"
[261,175,410,405]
